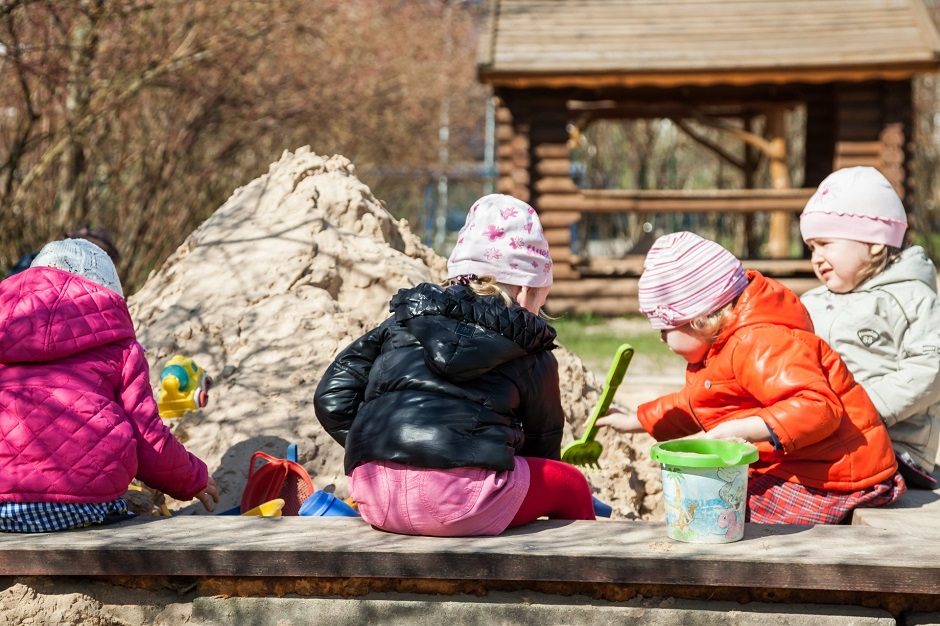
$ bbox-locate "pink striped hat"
[638,232,748,330]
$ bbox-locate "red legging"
[508,456,596,527]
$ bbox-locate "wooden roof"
[479,0,940,88]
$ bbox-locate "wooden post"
[742,114,757,258]
[765,108,791,259]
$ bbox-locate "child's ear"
[517,285,547,314]
[869,243,886,256]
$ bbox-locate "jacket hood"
[712,271,813,353]
[859,245,938,294]
[0,267,135,364]
[390,282,556,381]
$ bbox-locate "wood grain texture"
[479,0,940,84]
[1,518,935,594]
[537,188,814,213]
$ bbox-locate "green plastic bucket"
[650,439,758,543]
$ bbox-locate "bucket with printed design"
[650,439,758,543]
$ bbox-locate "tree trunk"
[56,1,102,230]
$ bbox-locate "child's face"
[661,324,712,364]
[806,238,881,293]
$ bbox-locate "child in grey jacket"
[800,167,940,488]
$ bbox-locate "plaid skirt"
[747,472,906,525]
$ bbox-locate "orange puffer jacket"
[638,271,898,491]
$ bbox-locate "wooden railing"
[538,187,816,214]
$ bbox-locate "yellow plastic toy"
[128,355,212,516]
[157,355,212,419]
[242,498,285,517]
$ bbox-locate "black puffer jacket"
[314,282,565,474]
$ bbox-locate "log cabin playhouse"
[478,0,940,314]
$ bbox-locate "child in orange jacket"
[598,231,904,524]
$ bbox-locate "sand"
[123,147,663,519]
[1,147,672,624]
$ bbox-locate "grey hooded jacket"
[801,246,940,470]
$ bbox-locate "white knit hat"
[638,232,748,330]
[447,194,553,288]
[800,167,907,248]
[31,238,124,297]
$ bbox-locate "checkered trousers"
[747,472,906,525]
[0,498,129,533]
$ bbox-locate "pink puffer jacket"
[0,267,208,504]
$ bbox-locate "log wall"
[494,80,914,315]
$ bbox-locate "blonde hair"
[442,274,553,319]
[688,302,735,340]
[855,245,902,286]
[441,275,515,307]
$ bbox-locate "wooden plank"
[535,158,571,177]
[480,65,933,90]
[548,248,574,264]
[538,189,814,213]
[834,155,884,169]
[852,485,940,540]
[536,211,581,228]
[548,277,641,298]
[550,263,580,280]
[580,189,816,200]
[509,133,530,154]
[547,295,638,315]
[495,42,926,58]
[0,517,937,594]
[497,177,516,195]
[835,141,883,156]
[534,144,571,159]
[549,276,820,311]
[533,177,579,193]
[544,227,572,246]
[575,256,814,277]
[497,162,515,177]
[773,277,820,294]
[498,52,926,66]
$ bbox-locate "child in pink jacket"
[0,239,218,532]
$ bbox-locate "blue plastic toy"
[299,490,360,517]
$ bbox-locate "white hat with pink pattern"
[446,194,553,288]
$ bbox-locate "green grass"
[550,313,672,371]
[912,232,940,265]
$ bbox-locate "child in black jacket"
[314,194,594,536]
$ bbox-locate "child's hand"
[700,417,772,443]
[596,406,644,433]
[196,476,220,512]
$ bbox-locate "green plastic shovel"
[561,343,634,469]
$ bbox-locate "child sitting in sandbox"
[0,238,217,532]
[799,167,940,489]
[598,231,905,524]
[314,193,595,536]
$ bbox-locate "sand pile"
[128,147,659,518]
